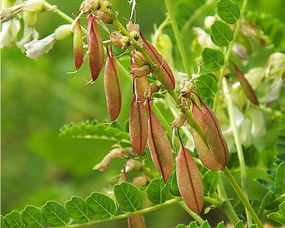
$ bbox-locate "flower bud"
[23,0,44,12]
[54,24,72,40]
[87,13,104,81]
[126,159,142,171]
[191,97,229,170]
[140,33,175,90]
[132,176,148,187]
[73,20,84,70]
[104,46,122,121]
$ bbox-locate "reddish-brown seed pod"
[131,58,149,102]
[176,136,204,214]
[140,33,175,90]
[147,100,173,182]
[233,63,259,106]
[129,97,148,156]
[191,97,229,170]
[127,215,146,228]
[104,46,121,121]
[87,13,104,81]
[73,19,84,70]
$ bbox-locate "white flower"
[17,25,39,51]
[193,27,216,49]
[0,18,20,48]
[24,34,56,59]
[204,16,219,29]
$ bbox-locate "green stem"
[223,167,263,228]
[216,176,240,224]
[163,0,192,77]
[213,0,249,113]
[178,202,205,225]
[223,79,252,225]
[181,0,216,37]
[152,15,170,44]
[43,1,74,24]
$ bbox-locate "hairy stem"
[223,168,263,228]
[223,79,252,225]
[181,0,216,37]
[163,0,192,77]
[178,202,205,225]
[213,0,249,113]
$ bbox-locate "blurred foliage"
[2,0,285,227]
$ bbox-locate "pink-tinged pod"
[129,97,148,156]
[233,63,259,106]
[176,140,204,214]
[87,13,104,81]
[131,58,149,102]
[140,33,175,90]
[73,19,84,70]
[127,215,146,228]
[191,98,229,170]
[147,100,173,182]
[104,46,121,121]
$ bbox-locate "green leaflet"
[170,171,181,197]
[59,120,130,144]
[202,48,224,72]
[86,192,117,219]
[1,215,9,228]
[146,178,170,205]
[216,221,225,228]
[194,73,218,98]
[176,225,187,228]
[234,220,243,228]
[201,221,211,228]
[217,0,240,24]
[41,201,70,226]
[65,196,93,223]
[275,162,285,194]
[211,21,233,47]
[5,211,25,228]
[114,182,143,212]
[267,212,285,225]
[21,206,46,228]
[202,171,219,195]
[257,191,273,217]
[188,221,199,228]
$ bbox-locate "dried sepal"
[95,11,113,24]
[127,215,146,228]
[147,100,173,182]
[104,45,121,121]
[170,113,186,128]
[140,33,175,90]
[87,13,104,81]
[233,63,259,105]
[176,134,204,214]
[129,97,148,156]
[127,21,140,41]
[110,31,130,49]
[191,97,229,170]
[73,19,84,70]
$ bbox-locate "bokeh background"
[2,0,285,227]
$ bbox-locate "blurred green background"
[2,0,284,227]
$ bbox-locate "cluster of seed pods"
[72,0,229,214]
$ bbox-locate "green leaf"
[146,178,170,205]
[5,211,25,228]
[202,171,219,195]
[188,221,199,228]
[176,225,187,228]
[1,215,9,228]
[65,196,93,223]
[275,162,285,194]
[257,190,274,217]
[216,221,225,228]
[114,182,143,212]
[59,120,130,144]
[202,48,224,72]
[255,178,274,191]
[41,201,70,226]
[194,73,218,98]
[211,21,233,47]
[21,206,46,228]
[234,220,243,228]
[201,221,211,228]
[280,201,285,216]
[249,225,258,228]
[86,192,117,219]
[267,212,285,224]
[217,0,240,24]
[170,171,180,196]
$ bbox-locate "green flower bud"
[54,24,72,40]
[23,0,44,12]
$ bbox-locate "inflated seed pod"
[87,13,104,81]
[127,215,146,228]
[104,46,121,121]
[73,19,84,70]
